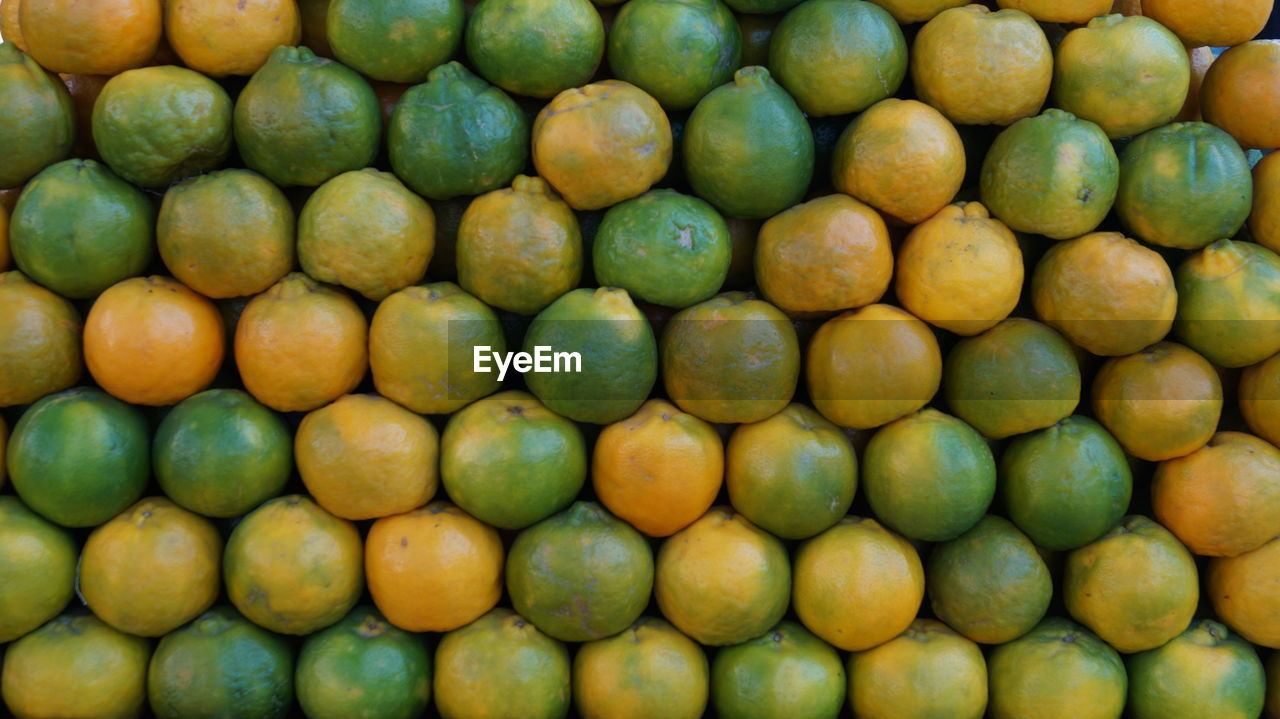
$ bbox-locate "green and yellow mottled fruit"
[8,387,149,528]
[327,0,464,83]
[926,515,1052,645]
[987,618,1127,719]
[10,159,154,298]
[980,109,1119,240]
[1241,351,1280,448]
[389,62,528,200]
[523,288,657,424]
[433,609,571,719]
[1053,15,1190,139]
[1001,416,1133,552]
[153,389,293,519]
[848,620,987,719]
[0,496,75,643]
[297,606,432,719]
[92,65,232,189]
[148,607,294,719]
[684,66,814,219]
[661,292,800,424]
[507,502,655,642]
[1116,122,1253,250]
[573,617,709,719]
[862,409,996,543]
[1174,239,1280,368]
[607,0,741,110]
[944,318,1081,440]
[0,43,73,189]
[224,495,364,636]
[711,621,846,719]
[465,0,604,98]
[768,0,905,116]
[440,391,587,529]
[234,45,382,187]
[1127,620,1265,719]
[0,270,82,407]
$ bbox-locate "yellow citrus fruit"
[1,0,26,52]
[1210,536,1280,649]
[847,619,988,719]
[1201,40,1280,151]
[0,496,76,643]
[987,618,1127,719]
[866,0,967,24]
[997,0,1111,22]
[0,270,81,407]
[165,0,302,76]
[1176,46,1216,122]
[1240,352,1280,447]
[573,617,709,719]
[296,394,439,521]
[1250,145,1280,253]
[1143,0,1271,48]
[19,0,161,75]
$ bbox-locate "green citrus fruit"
[1127,620,1265,719]
[607,0,741,110]
[0,496,76,643]
[465,0,604,98]
[0,270,82,407]
[987,618,1127,719]
[0,42,73,189]
[1174,238,1280,368]
[711,621,846,719]
[327,0,464,83]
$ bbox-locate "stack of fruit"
[1,0,1279,717]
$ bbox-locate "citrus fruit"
[365,502,504,633]
[388,61,528,201]
[607,0,741,110]
[298,168,434,300]
[1127,620,1266,719]
[592,189,732,309]
[224,494,364,635]
[522,287,658,424]
[1115,122,1253,250]
[1178,45,1215,122]
[327,0,463,83]
[1241,351,1280,446]
[0,271,81,406]
[755,194,893,314]
[10,158,154,299]
[84,275,224,406]
[806,303,942,430]
[456,175,583,315]
[1,614,150,719]
[655,507,791,646]
[7,387,148,528]
[830,98,965,225]
[465,0,604,98]
[1031,232,1177,356]
[1,0,25,51]
[508,501,655,642]
[943,318,1081,440]
[863,0,966,24]
[19,0,161,75]
[157,169,295,299]
[724,0,799,15]
[987,618,1127,719]
[793,516,923,652]
[683,66,814,219]
[234,45,381,187]
[1153,431,1280,558]
[1091,342,1223,461]
[862,409,995,542]
[1210,536,1280,648]
[1252,150,1280,253]
[148,606,294,719]
[440,391,587,529]
[0,496,75,643]
[1142,0,1272,48]
[768,0,906,116]
[1064,515,1199,653]
[296,605,432,719]
[726,403,856,540]
[911,5,1052,126]
[433,609,571,719]
[1052,15,1189,140]
[574,617,708,719]
[165,0,300,77]
[1202,40,1280,151]
[234,272,369,413]
[369,282,505,415]
[661,292,800,424]
[0,43,74,189]
[297,394,439,521]
[996,0,1111,22]
[847,619,988,719]
[711,621,846,719]
[592,398,724,537]
[1173,239,1280,368]
[980,109,1119,240]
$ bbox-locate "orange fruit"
[1240,352,1280,447]
[1153,431,1280,558]
[1,0,26,52]
[19,0,161,75]
[865,0,966,24]
[1176,45,1215,123]
[165,0,302,77]
[592,399,723,538]
[1143,0,1271,48]
[1201,40,1280,151]
[84,275,224,407]
[296,394,439,521]
[365,501,504,632]
[997,0,1111,23]
[847,619,988,719]
[0,270,81,407]
[1210,536,1280,649]
[234,272,368,412]
[1252,150,1280,254]
[573,617,709,719]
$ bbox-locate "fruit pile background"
[2,0,1280,717]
